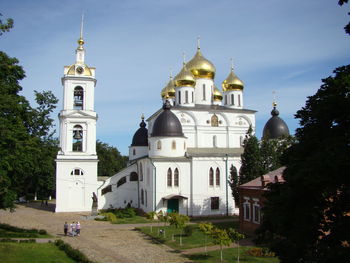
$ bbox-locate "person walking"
[64,222,68,236]
[76,222,81,236]
[71,222,76,237]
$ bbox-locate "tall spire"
[272,90,277,107]
[197,36,201,50]
[77,13,85,51]
[230,58,234,71]
[182,51,186,66]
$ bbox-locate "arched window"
[225,95,227,105]
[211,114,219,127]
[167,168,172,187]
[145,190,148,207]
[213,135,217,147]
[231,94,234,105]
[178,91,181,104]
[157,140,162,150]
[141,189,144,205]
[71,168,84,176]
[139,163,143,181]
[73,86,84,110]
[185,90,189,103]
[192,91,194,103]
[216,168,220,186]
[172,140,176,150]
[174,168,179,187]
[209,168,214,186]
[238,94,241,106]
[133,148,136,155]
[72,125,83,152]
[202,84,206,100]
[117,177,127,187]
[130,172,138,181]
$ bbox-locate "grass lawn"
[137,221,238,250]
[0,243,75,263]
[186,246,279,263]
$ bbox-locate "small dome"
[160,76,176,99]
[186,48,216,79]
[174,63,196,87]
[213,85,223,101]
[151,101,184,137]
[131,116,148,146]
[262,104,290,139]
[67,64,92,76]
[222,67,244,91]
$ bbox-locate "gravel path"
[0,202,191,263]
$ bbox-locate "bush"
[102,212,117,223]
[0,238,18,243]
[245,247,275,257]
[55,239,95,263]
[115,208,136,218]
[38,229,47,235]
[183,225,194,237]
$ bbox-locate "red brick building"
[238,167,285,235]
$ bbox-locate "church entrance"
[167,199,179,213]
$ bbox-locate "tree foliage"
[338,0,350,35]
[96,140,127,177]
[0,50,59,208]
[229,165,239,205]
[256,65,350,263]
[0,13,13,35]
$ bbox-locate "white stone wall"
[175,86,195,107]
[223,90,244,109]
[149,137,186,158]
[129,146,148,161]
[194,78,214,105]
[55,159,98,212]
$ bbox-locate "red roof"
[239,166,286,190]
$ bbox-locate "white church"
[55,27,257,216]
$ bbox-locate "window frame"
[215,168,220,186]
[243,198,251,221]
[211,197,219,210]
[174,168,179,187]
[209,167,214,186]
[167,168,172,187]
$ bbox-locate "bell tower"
[55,16,98,212]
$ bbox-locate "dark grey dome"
[151,101,184,137]
[131,118,148,146]
[262,106,290,139]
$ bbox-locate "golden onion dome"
[213,85,223,101]
[174,63,196,87]
[222,67,244,91]
[160,76,176,99]
[186,47,216,79]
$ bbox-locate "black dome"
[151,101,184,137]
[262,107,290,139]
[131,119,148,146]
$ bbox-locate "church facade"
[98,44,256,216]
[55,27,257,216]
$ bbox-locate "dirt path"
[0,202,191,263]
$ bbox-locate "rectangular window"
[243,200,251,221]
[178,91,181,104]
[202,84,206,101]
[238,94,241,106]
[225,95,227,105]
[253,203,261,224]
[192,92,194,103]
[211,197,219,210]
[231,94,234,105]
[185,91,189,103]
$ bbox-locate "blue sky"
[1,0,349,155]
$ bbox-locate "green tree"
[0,13,13,35]
[256,65,350,263]
[227,228,245,263]
[210,227,231,262]
[198,222,214,255]
[239,126,263,184]
[168,212,189,246]
[229,165,240,205]
[96,140,128,177]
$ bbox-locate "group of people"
[64,221,81,237]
